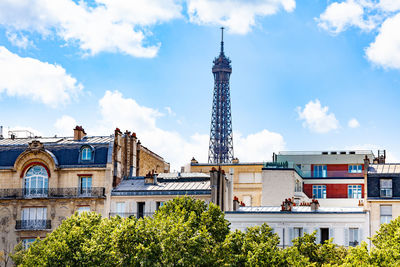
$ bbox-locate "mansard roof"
[111,173,211,196]
[0,136,113,169]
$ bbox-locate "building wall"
[0,146,110,258]
[137,144,170,176]
[261,169,304,206]
[225,211,370,248]
[190,163,263,206]
[109,194,211,216]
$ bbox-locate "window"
[116,202,125,216]
[348,165,362,173]
[295,180,302,192]
[137,202,145,218]
[349,228,359,247]
[380,179,392,197]
[22,238,36,249]
[80,176,92,195]
[24,165,48,197]
[156,201,164,210]
[348,185,362,198]
[21,207,47,229]
[294,227,303,238]
[81,146,92,161]
[313,165,327,178]
[313,185,326,199]
[77,206,90,214]
[380,205,392,225]
[320,228,329,244]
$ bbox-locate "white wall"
[225,211,370,248]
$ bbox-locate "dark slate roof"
[111,173,211,196]
[0,136,113,169]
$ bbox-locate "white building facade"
[225,206,370,248]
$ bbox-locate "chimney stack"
[73,126,86,140]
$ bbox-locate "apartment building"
[226,200,370,248]
[189,158,263,206]
[0,127,169,252]
[265,150,376,207]
[365,160,400,236]
[109,169,233,218]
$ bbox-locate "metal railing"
[0,187,105,199]
[15,220,51,230]
[264,162,364,178]
[109,212,154,219]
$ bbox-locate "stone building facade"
[189,159,263,206]
[0,126,169,260]
[136,142,170,176]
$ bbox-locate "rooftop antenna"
[220,27,224,54]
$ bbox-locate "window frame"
[349,228,359,247]
[348,165,362,173]
[24,165,49,197]
[313,185,327,199]
[380,179,393,198]
[313,165,327,178]
[79,145,95,163]
[348,185,362,199]
[79,176,92,195]
[380,205,392,225]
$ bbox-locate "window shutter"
[344,228,349,247]
[358,228,362,245]
[316,228,321,244]
[289,227,294,245]
[329,228,334,242]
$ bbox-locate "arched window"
[81,146,92,161]
[24,165,48,197]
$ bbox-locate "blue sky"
[0,0,400,169]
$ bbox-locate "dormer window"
[81,146,92,161]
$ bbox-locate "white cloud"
[318,0,400,69]
[90,90,285,170]
[6,31,33,49]
[187,0,296,34]
[0,46,82,107]
[366,13,400,69]
[348,118,360,128]
[234,130,285,162]
[317,0,375,34]
[297,99,339,133]
[54,115,77,136]
[0,0,182,58]
[165,106,176,116]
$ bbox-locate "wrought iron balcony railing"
[15,220,51,230]
[109,212,154,219]
[0,187,105,199]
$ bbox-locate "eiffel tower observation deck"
[208,28,234,164]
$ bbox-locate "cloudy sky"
[0,0,400,170]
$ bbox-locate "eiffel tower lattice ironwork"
[208,27,234,164]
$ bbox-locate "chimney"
[232,158,239,164]
[191,157,198,165]
[364,155,370,175]
[73,126,86,140]
[310,199,319,211]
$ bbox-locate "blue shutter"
[289,227,294,246]
[344,228,349,247]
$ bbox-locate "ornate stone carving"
[27,140,45,154]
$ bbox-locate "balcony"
[15,220,51,230]
[263,162,364,178]
[109,212,154,219]
[0,187,105,199]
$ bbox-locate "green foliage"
[11,198,400,266]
